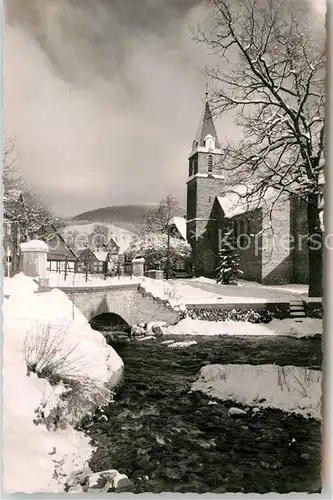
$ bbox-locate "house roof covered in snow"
[107,237,120,254]
[93,250,109,262]
[46,232,79,261]
[3,190,25,220]
[169,216,187,240]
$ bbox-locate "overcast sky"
[5,0,325,217]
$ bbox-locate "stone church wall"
[290,196,309,284]
[261,195,294,284]
[233,208,263,283]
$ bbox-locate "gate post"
[132,257,145,277]
[20,239,50,289]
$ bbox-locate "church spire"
[193,92,220,149]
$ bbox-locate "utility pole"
[165,199,171,280]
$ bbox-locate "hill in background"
[70,204,159,234]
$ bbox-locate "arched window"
[205,134,215,150]
[208,154,213,173]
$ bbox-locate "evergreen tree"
[216,229,243,285]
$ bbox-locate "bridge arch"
[90,312,130,334]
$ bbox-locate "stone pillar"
[146,269,164,280]
[20,240,49,289]
[154,270,164,280]
[132,257,145,277]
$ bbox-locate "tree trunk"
[307,194,323,297]
[165,226,171,280]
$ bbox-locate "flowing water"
[82,332,322,494]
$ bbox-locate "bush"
[185,308,275,323]
[306,307,323,319]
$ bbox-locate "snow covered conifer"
[216,229,243,285]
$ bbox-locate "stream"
[82,330,322,494]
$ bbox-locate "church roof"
[194,101,220,148]
[216,186,279,218]
[169,216,187,240]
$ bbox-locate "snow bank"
[168,340,198,348]
[165,317,322,338]
[3,273,124,493]
[191,364,322,420]
[139,277,220,307]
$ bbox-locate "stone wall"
[232,208,263,283]
[290,196,309,284]
[261,195,294,285]
[60,284,179,326]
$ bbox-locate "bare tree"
[142,196,181,234]
[3,136,56,240]
[139,195,183,278]
[195,0,325,296]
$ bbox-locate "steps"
[289,300,306,319]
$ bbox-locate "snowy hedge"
[185,307,288,323]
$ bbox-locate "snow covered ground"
[191,364,322,420]
[190,276,309,296]
[139,277,311,306]
[140,277,231,306]
[2,273,124,493]
[165,318,322,338]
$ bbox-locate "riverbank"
[84,334,322,494]
[2,274,124,493]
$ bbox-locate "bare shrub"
[24,321,112,429]
[162,282,181,302]
[23,321,81,381]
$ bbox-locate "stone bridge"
[55,283,180,326]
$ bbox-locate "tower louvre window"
[208,154,213,173]
[189,160,193,177]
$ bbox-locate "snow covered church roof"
[169,216,187,240]
[217,186,279,219]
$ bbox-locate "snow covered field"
[191,364,322,420]
[165,318,322,338]
[2,274,124,493]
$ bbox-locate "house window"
[209,196,211,203]
[175,259,186,271]
[208,155,213,173]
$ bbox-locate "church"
[185,98,320,285]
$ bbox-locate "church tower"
[186,96,225,276]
